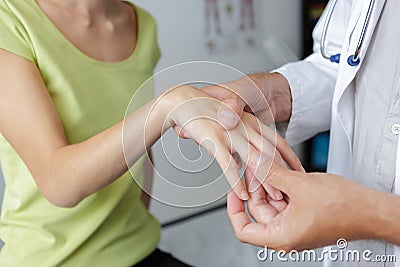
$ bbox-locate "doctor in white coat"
[197,0,400,266]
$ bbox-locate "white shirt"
[275,0,399,266]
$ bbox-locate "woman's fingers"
[245,168,280,224]
[232,152,242,169]
[229,130,283,201]
[247,127,286,168]
[217,97,245,130]
[226,114,292,201]
[209,141,248,200]
[242,132,284,201]
[275,134,304,172]
[173,125,190,139]
[246,114,304,172]
[177,114,249,201]
[179,117,247,200]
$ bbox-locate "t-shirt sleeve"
[0,1,35,62]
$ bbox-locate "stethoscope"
[320,0,375,66]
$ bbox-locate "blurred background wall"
[0,1,330,266]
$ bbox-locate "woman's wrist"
[153,86,188,131]
[156,85,201,130]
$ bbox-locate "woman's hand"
[157,85,302,200]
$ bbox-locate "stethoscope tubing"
[320,0,376,66]
[320,0,338,60]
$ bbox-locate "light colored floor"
[159,208,323,267]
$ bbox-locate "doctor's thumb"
[254,160,298,197]
[217,97,245,130]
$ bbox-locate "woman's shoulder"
[128,4,160,65]
[0,0,19,22]
[0,0,36,62]
[129,3,158,29]
[0,0,33,17]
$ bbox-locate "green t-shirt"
[0,0,161,266]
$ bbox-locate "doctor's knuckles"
[202,72,292,130]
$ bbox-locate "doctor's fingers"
[254,109,274,127]
[246,158,283,201]
[253,160,302,198]
[247,167,286,206]
[245,169,286,224]
[201,85,245,131]
[227,191,281,248]
[202,77,267,112]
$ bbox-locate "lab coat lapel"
[327,0,387,180]
[336,0,387,99]
[333,0,387,151]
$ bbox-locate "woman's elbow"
[39,180,84,208]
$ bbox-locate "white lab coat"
[276,0,399,266]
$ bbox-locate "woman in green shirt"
[0,0,300,266]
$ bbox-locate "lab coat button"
[391,124,400,135]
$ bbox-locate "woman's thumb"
[217,97,245,130]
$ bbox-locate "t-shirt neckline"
[31,0,142,67]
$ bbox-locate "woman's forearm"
[141,154,154,209]
[1,52,256,207]
[43,95,169,207]
[41,84,247,207]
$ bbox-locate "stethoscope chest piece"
[347,55,361,66]
[329,54,360,67]
[320,0,375,67]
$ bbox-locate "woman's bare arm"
[141,153,154,209]
[0,49,302,207]
[0,49,168,207]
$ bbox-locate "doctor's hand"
[227,160,381,251]
[201,72,292,130]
